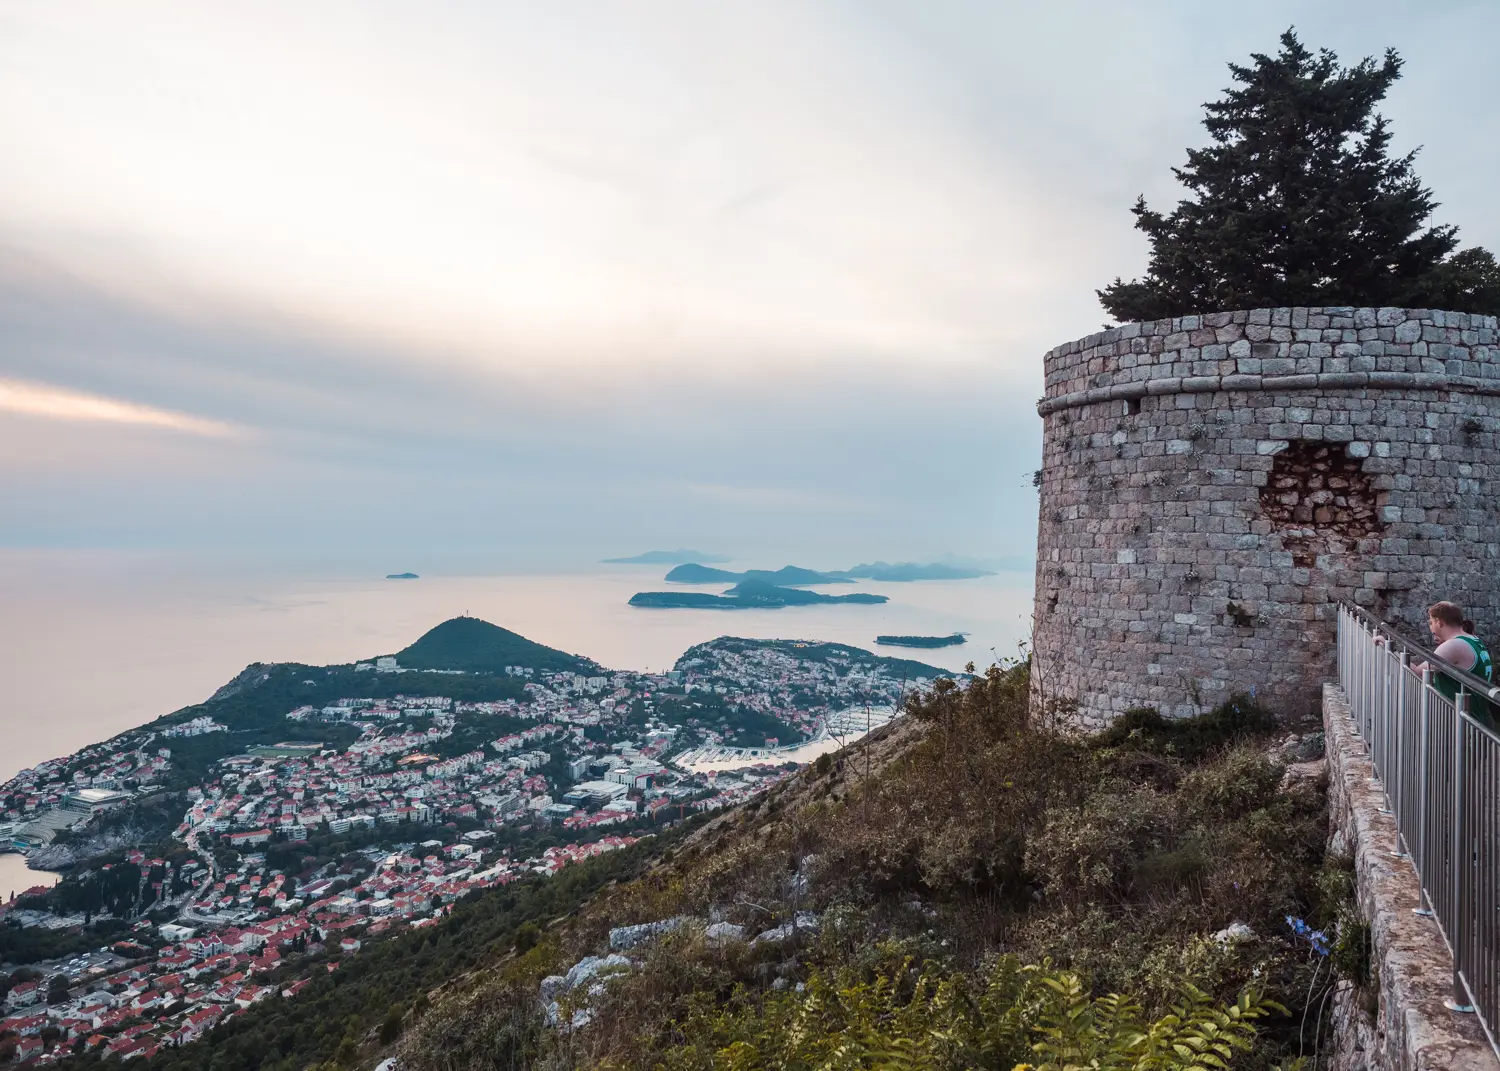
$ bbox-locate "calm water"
[0,852,60,897]
[0,551,1035,789]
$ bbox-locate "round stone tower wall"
[1032,306,1500,725]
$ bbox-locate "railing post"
[1446,693,1475,1013]
[1357,618,1367,735]
[1391,650,1409,842]
[1377,637,1391,792]
[1363,620,1372,736]
[1414,665,1434,916]
[1338,606,1350,681]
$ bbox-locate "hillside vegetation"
[397,664,1347,1070]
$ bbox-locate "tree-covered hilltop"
[391,667,1344,1071]
[1100,29,1500,321]
[394,616,597,675]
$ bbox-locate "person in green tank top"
[1411,601,1494,719]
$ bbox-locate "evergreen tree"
[1099,30,1499,321]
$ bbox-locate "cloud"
[0,248,1044,561]
[0,2,1108,383]
[4,2,1495,561]
[0,377,240,437]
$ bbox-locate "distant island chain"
[626,558,995,611]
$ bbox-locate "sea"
[0,549,1035,889]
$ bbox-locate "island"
[840,561,994,582]
[630,580,888,609]
[385,572,420,579]
[875,632,968,649]
[664,564,847,585]
[661,561,996,584]
[602,549,732,564]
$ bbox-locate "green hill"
[394,616,595,674]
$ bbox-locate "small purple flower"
[1286,916,1329,956]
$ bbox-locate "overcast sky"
[3,1,1497,569]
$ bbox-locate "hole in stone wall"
[1259,440,1384,566]
[1122,397,1141,416]
[1225,602,1256,628]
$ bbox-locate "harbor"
[673,705,899,772]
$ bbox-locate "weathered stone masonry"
[1032,307,1500,725]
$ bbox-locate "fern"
[1023,976,1281,1071]
[651,953,1276,1071]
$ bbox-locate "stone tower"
[1031,306,1500,725]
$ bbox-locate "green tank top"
[1433,635,1493,717]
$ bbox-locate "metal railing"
[1337,603,1500,1054]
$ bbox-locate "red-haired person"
[1411,601,1494,716]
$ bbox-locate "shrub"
[1179,746,1285,822]
[1093,695,1279,761]
[377,1004,404,1045]
[513,921,541,954]
[1026,785,1177,901]
[1331,907,1371,989]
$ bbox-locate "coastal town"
[0,633,939,1063]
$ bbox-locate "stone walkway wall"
[1323,681,1499,1071]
